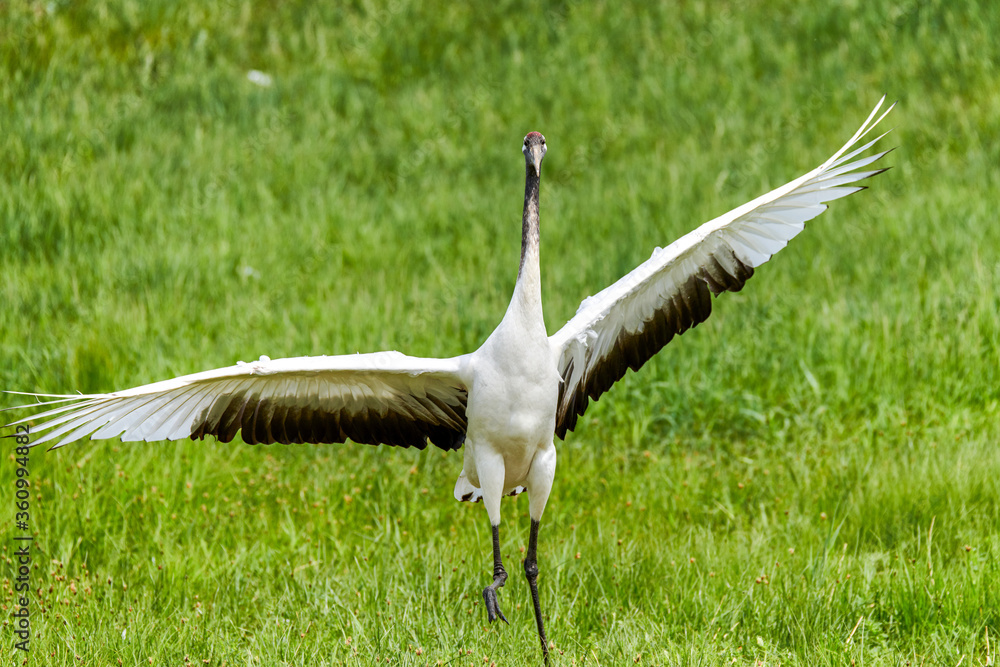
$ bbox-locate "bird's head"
[522,132,546,176]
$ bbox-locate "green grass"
[2,0,998,664]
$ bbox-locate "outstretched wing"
[4,352,470,450]
[549,98,895,438]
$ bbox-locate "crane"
[5,98,894,660]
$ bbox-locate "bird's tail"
[453,472,524,503]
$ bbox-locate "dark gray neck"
[518,164,541,277]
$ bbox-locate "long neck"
[513,163,542,316]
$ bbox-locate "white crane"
[5,99,894,660]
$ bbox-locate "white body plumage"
[458,229,561,526]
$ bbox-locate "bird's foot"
[482,586,508,624]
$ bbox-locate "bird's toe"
[483,587,508,624]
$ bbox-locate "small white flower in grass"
[122,628,127,640]
[239,264,260,280]
[247,70,273,87]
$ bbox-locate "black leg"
[524,519,549,660]
[482,523,508,624]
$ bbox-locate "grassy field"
[2,1,998,664]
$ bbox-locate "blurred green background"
[1,1,998,664]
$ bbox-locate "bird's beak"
[528,144,545,176]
